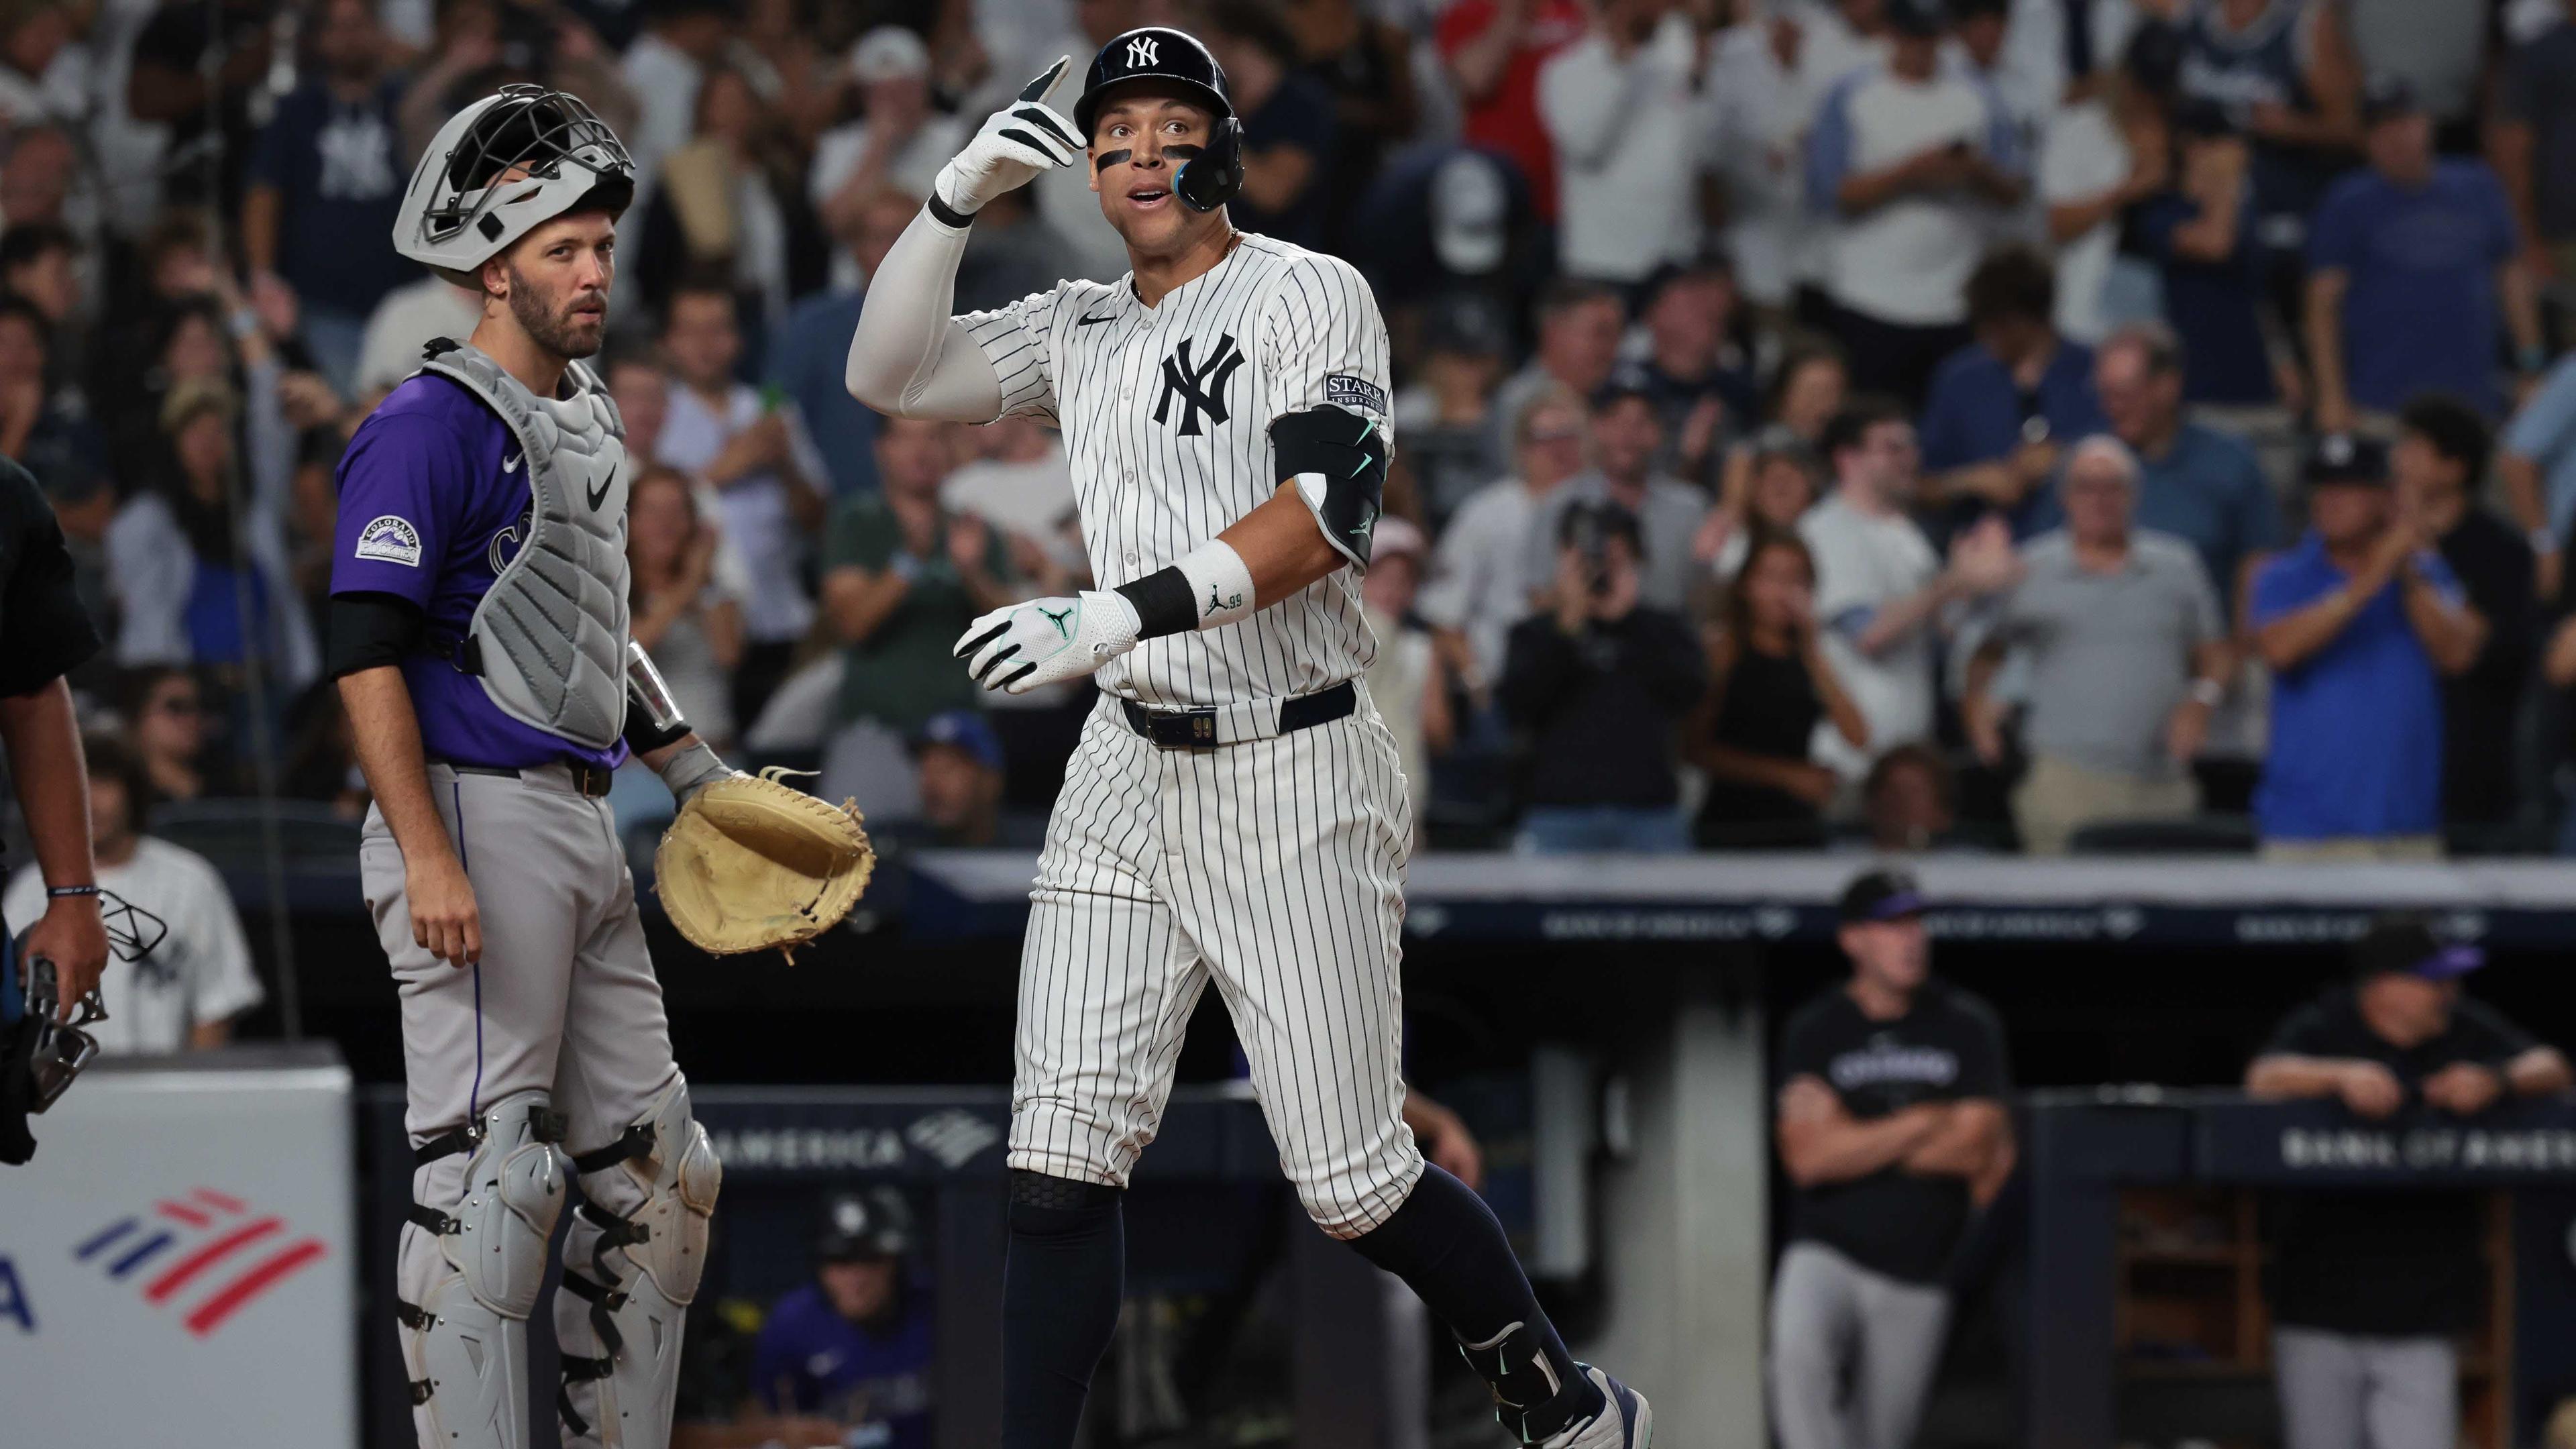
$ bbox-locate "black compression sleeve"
[621,690,691,755]
[326,592,425,680]
[1114,568,1197,640]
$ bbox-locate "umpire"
[1770,867,2014,1449]
[0,454,113,1162]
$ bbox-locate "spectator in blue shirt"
[2135,103,2281,409]
[2086,321,2281,613]
[2306,78,2541,432]
[753,1187,935,1449]
[1920,246,2106,539]
[241,0,412,396]
[768,184,915,500]
[2251,436,2485,859]
[1632,259,1761,490]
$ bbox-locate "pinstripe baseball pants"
[1008,685,1426,1239]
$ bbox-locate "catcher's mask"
[395,84,635,286]
[15,890,166,1112]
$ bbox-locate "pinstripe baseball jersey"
[959,231,1393,708]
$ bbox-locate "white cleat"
[1538,1365,1652,1449]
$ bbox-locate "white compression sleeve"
[843,206,1006,423]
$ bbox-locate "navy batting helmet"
[814,1187,917,1263]
[1073,27,1244,213]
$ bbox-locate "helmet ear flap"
[1175,116,1243,213]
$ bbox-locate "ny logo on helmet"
[1128,36,1159,67]
[1155,334,1244,437]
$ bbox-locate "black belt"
[1118,682,1355,750]
[441,761,615,798]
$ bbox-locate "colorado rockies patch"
[354,515,423,567]
[1324,374,1387,415]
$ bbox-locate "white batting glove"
[932,56,1082,218]
[955,591,1140,695]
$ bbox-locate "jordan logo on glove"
[957,592,1144,695]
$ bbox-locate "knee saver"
[407,1089,569,1449]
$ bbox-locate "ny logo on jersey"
[1154,334,1245,437]
[1127,35,1158,67]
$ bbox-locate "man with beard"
[329,85,730,1449]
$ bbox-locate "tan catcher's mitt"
[655,767,875,961]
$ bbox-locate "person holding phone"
[1499,501,1707,853]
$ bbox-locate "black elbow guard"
[326,592,425,680]
[1273,404,1389,568]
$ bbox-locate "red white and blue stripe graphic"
[74,1187,327,1337]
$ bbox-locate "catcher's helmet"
[815,1187,918,1263]
[394,84,634,284]
[1073,28,1244,213]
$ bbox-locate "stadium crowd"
[5,0,2576,865]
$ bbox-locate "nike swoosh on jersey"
[503,451,523,472]
[1077,311,1116,326]
[586,465,616,511]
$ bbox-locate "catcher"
[333,86,867,1449]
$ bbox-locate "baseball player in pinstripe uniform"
[848,28,1648,1449]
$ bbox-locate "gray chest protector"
[420,339,631,751]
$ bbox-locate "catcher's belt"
[655,769,873,961]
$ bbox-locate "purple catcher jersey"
[331,372,627,771]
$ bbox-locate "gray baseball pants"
[361,762,680,1149]
[2273,1328,2457,1449]
[1769,1240,1952,1449]
[362,762,684,1447]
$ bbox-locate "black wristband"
[45,884,99,900]
[926,193,973,229]
[1114,567,1197,641]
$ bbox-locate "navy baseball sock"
[1002,1171,1125,1449]
[1346,1165,1603,1438]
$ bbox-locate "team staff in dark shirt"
[0,455,112,1162]
[1768,868,2012,1449]
[2245,915,2571,1449]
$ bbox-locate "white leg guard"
[398,1089,570,1449]
[555,1074,721,1449]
